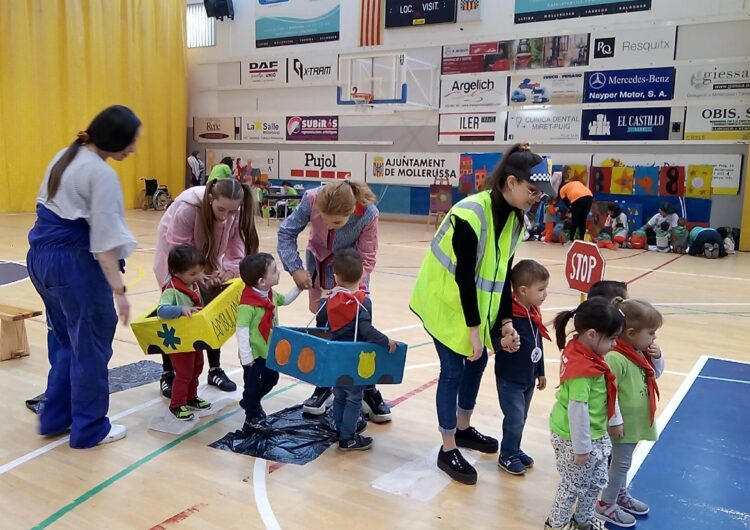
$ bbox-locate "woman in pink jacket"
[277,181,391,422]
[154,178,259,397]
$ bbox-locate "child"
[655,221,670,253]
[604,204,629,248]
[688,226,726,259]
[236,253,300,431]
[670,218,689,255]
[157,244,212,421]
[316,249,397,450]
[717,227,736,255]
[588,281,628,303]
[595,227,617,250]
[496,260,550,475]
[545,298,625,530]
[543,202,561,243]
[596,298,664,528]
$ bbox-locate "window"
[187,4,215,48]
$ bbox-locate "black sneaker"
[169,405,194,421]
[455,426,499,453]
[207,368,237,392]
[518,450,534,468]
[498,454,526,475]
[160,371,174,399]
[338,433,373,451]
[242,412,271,435]
[356,414,368,434]
[302,387,333,415]
[437,447,477,485]
[362,388,392,423]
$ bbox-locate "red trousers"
[170,351,203,408]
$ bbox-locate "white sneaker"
[97,423,127,445]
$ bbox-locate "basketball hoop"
[351,86,373,112]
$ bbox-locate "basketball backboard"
[337,52,408,105]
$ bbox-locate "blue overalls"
[26,205,118,448]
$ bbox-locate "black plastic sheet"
[210,405,366,465]
[25,360,164,413]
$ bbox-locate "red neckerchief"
[613,338,660,425]
[511,295,550,340]
[560,338,618,419]
[327,290,366,332]
[165,276,201,308]
[240,287,276,342]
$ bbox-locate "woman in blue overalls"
[27,105,141,448]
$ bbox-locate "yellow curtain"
[0,0,187,212]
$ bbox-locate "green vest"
[410,191,523,356]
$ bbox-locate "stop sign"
[565,241,606,294]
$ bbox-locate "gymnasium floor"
[1,210,749,530]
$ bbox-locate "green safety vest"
[410,191,524,356]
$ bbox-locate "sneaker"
[595,501,636,528]
[455,426,499,453]
[160,371,174,399]
[712,243,721,259]
[362,388,392,423]
[356,414,368,434]
[338,433,373,451]
[302,387,333,415]
[97,424,127,445]
[704,242,714,259]
[617,490,650,516]
[207,368,237,392]
[170,405,195,421]
[497,454,526,475]
[544,519,574,530]
[186,397,211,410]
[518,450,534,468]
[437,447,477,485]
[572,518,606,530]
[242,413,271,435]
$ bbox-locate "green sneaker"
[170,405,194,421]
[186,397,212,410]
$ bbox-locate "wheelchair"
[138,178,172,211]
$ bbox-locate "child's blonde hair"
[317,181,377,216]
[612,297,663,332]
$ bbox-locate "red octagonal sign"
[565,241,606,294]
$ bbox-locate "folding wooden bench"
[0,304,42,361]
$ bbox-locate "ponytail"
[349,181,377,205]
[200,179,219,271]
[238,182,260,256]
[553,309,576,350]
[318,181,376,217]
[554,298,625,350]
[48,138,85,199]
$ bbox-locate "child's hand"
[387,339,398,353]
[647,343,662,359]
[608,424,625,439]
[181,307,199,318]
[536,376,547,390]
[573,453,590,466]
[500,327,521,352]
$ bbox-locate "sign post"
[565,241,606,303]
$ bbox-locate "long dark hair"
[48,105,141,199]
[485,143,542,223]
[200,179,259,272]
[553,297,625,350]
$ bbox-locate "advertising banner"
[507,109,582,142]
[193,117,236,142]
[439,111,506,144]
[457,0,481,22]
[285,54,338,86]
[583,67,674,103]
[675,62,750,99]
[280,151,365,182]
[286,116,339,141]
[590,27,676,68]
[684,105,750,141]
[440,72,508,110]
[255,0,340,48]
[241,116,285,142]
[581,108,674,141]
[366,152,461,186]
[515,0,651,24]
[385,0,457,27]
[509,73,584,106]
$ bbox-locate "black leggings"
[569,196,593,241]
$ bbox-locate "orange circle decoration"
[275,340,292,366]
[297,347,316,373]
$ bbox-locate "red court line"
[627,254,683,285]
[148,503,208,529]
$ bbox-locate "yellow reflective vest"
[410,191,524,356]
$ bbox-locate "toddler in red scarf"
[545,298,625,530]
[596,298,664,528]
[235,253,300,432]
[157,244,213,421]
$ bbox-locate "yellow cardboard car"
[130,279,243,355]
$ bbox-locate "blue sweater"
[494,315,545,385]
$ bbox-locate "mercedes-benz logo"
[589,72,606,90]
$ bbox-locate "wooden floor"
[1,210,748,530]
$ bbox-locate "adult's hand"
[291,269,313,290]
[114,293,130,326]
[468,326,484,362]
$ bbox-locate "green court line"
[32,340,435,528]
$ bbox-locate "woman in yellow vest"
[410,143,555,485]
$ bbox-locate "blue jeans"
[496,377,535,458]
[333,385,365,440]
[434,337,488,435]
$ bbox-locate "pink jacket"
[153,187,245,287]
